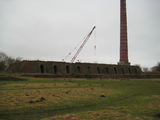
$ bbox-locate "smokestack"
[118,0,130,65]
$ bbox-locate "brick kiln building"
[8,0,149,78]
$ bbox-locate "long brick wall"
[8,60,141,75]
[8,60,160,78]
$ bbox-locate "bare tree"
[15,57,23,62]
[0,52,23,72]
[152,62,160,73]
[0,52,8,71]
[156,62,160,72]
[142,67,149,72]
[7,56,15,67]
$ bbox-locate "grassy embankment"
[0,73,160,120]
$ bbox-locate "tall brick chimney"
[118,0,130,65]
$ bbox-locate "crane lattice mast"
[70,26,96,63]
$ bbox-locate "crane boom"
[70,26,96,63]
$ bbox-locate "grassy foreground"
[0,74,160,120]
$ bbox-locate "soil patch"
[154,113,160,118]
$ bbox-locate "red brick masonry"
[120,0,129,63]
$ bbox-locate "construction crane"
[70,26,96,63]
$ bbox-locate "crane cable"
[94,27,97,63]
[94,27,96,55]
[62,37,85,61]
[62,27,96,62]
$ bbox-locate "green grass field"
[0,74,160,120]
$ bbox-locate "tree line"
[0,52,23,72]
[138,63,159,73]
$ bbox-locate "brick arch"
[114,67,117,74]
[97,67,100,74]
[53,65,58,74]
[66,65,70,74]
[106,67,109,74]
[128,68,131,74]
[40,64,44,73]
[77,66,81,73]
[121,68,125,74]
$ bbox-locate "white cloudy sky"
[0,0,160,68]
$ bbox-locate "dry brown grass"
[141,95,160,114]
[45,109,149,120]
[0,87,115,110]
[44,95,160,120]
[6,82,76,88]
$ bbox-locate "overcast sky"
[0,0,160,68]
